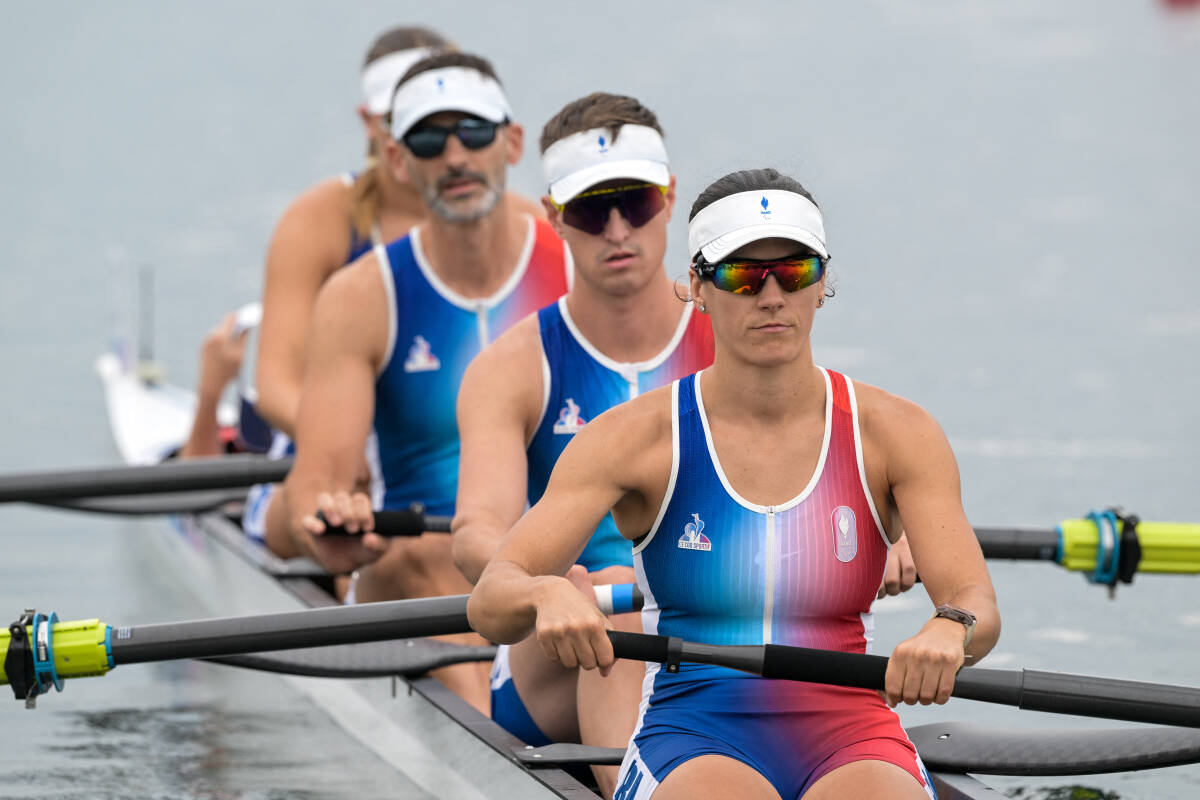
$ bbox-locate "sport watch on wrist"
[931,603,977,648]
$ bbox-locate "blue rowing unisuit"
[371,217,570,516]
[525,297,713,570]
[489,294,713,748]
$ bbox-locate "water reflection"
[2,704,424,799]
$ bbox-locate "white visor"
[390,66,513,140]
[687,189,828,263]
[361,48,436,116]
[542,125,670,204]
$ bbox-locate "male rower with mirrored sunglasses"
[450,92,714,796]
[282,51,570,712]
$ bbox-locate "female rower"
[469,168,999,799]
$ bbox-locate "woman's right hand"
[532,571,615,676]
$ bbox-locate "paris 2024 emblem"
[832,505,857,562]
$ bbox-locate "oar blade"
[908,721,1200,776]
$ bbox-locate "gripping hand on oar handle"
[297,490,389,575]
[883,616,968,707]
[531,565,615,677]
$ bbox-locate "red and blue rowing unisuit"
[370,215,571,515]
[615,369,936,799]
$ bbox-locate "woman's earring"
[698,303,707,312]
[817,297,824,308]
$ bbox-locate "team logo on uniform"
[760,196,771,217]
[597,134,609,154]
[552,398,586,434]
[832,505,857,562]
[403,335,441,373]
[678,513,712,551]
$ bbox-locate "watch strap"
[931,603,976,648]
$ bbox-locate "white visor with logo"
[390,66,512,140]
[687,189,828,263]
[542,125,670,204]
[361,48,436,116]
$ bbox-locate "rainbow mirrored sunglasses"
[693,254,826,295]
[551,182,669,235]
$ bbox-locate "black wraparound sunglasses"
[401,118,505,159]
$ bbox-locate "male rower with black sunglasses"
[450,93,713,796]
[282,52,570,712]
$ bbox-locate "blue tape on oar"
[592,583,642,615]
[1087,508,1121,585]
[609,583,636,614]
[31,612,63,693]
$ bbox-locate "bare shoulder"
[571,383,675,467]
[287,176,354,221]
[475,313,543,371]
[852,379,959,500]
[852,379,947,447]
[507,191,547,221]
[268,177,353,261]
[310,250,388,350]
[459,313,544,420]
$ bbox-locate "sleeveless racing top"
[370,216,571,515]
[634,369,890,669]
[527,297,713,570]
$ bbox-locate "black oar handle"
[316,507,452,537]
[607,631,1200,728]
[974,527,1060,561]
[608,630,670,664]
[762,642,888,688]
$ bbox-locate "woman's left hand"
[883,617,968,706]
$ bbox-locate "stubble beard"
[418,167,506,224]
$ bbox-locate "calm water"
[2,1,1199,797]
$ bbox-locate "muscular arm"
[255,179,354,437]
[864,386,1000,663]
[468,392,671,649]
[451,316,545,584]
[281,257,389,573]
